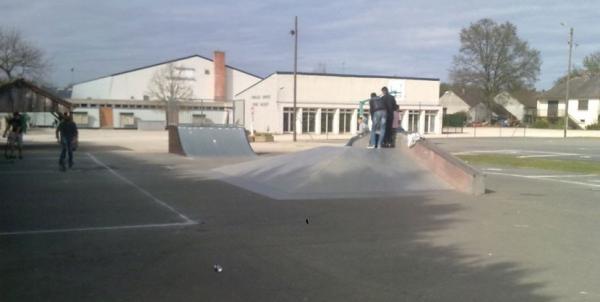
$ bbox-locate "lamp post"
[562,25,574,138]
[290,16,298,142]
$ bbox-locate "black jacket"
[369,96,387,113]
[381,93,397,114]
[58,120,78,140]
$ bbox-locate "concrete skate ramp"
[176,126,255,157]
[213,146,452,200]
[347,134,485,195]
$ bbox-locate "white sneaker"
[367,145,375,149]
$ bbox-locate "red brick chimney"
[214,51,226,101]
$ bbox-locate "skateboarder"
[56,112,78,171]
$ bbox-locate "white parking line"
[486,172,600,188]
[87,153,196,224]
[0,221,196,236]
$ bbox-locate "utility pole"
[564,27,574,138]
[291,16,298,142]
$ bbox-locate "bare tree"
[147,63,194,126]
[0,28,47,81]
[450,19,541,121]
[583,51,600,75]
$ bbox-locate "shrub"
[586,123,600,130]
[443,111,467,127]
[532,118,549,128]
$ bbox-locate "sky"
[1,0,598,90]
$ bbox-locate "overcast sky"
[1,0,598,90]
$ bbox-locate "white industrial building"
[236,72,443,135]
[66,52,261,128]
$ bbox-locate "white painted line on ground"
[0,221,196,236]
[454,149,580,157]
[86,153,196,224]
[526,174,597,178]
[486,172,600,189]
[484,168,504,171]
[517,154,575,158]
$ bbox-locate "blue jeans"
[59,136,73,165]
[369,110,387,147]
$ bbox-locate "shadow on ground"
[0,141,554,301]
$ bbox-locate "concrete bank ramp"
[213,146,452,200]
[174,126,255,157]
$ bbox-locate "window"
[424,110,437,133]
[262,95,271,99]
[321,109,335,133]
[283,107,295,132]
[143,95,150,101]
[302,108,317,133]
[119,113,135,128]
[204,69,210,75]
[408,110,420,132]
[578,100,588,110]
[72,112,88,125]
[251,95,260,100]
[80,103,88,108]
[339,109,353,133]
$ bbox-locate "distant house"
[494,91,538,124]
[441,89,537,124]
[440,91,470,115]
[538,75,600,128]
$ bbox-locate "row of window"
[283,108,438,134]
[547,100,590,111]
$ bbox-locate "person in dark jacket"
[56,112,79,171]
[368,92,387,148]
[380,87,397,147]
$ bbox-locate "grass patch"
[457,154,600,174]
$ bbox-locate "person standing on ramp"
[368,92,387,149]
[381,87,397,147]
[56,112,79,171]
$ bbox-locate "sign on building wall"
[388,80,405,100]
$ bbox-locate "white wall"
[568,99,600,127]
[237,73,443,134]
[72,56,261,101]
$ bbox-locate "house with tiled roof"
[538,75,600,128]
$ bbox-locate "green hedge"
[443,112,467,127]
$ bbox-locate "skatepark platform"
[213,145,454,200]
[168,125,255,157]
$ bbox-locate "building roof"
[235,71,440,97]
[507,90,539,108]
[543,75,600,100]
[75,54,263,85]
[274,71,439,81]
[0,79,72,112]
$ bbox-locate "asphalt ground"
[2,137,600,301]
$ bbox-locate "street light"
[290,16,298,142]
[561,23,574,138]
